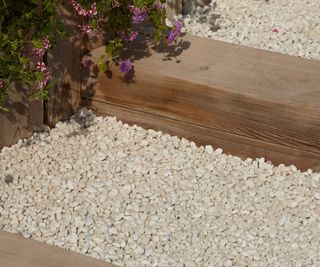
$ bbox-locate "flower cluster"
[32,36,51,57]
[30,36,53,91]
[71,0,182,75]
[167,21,183,43]
[36,62,52,90]
[79,24,102,37]
[122,31,138,42]
[71,0,97,16]
[129,6,148,24]
[71,0,104,37]
[119,59,133,74]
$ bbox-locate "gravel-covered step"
[179,0,320,61]
[1,109,320,266]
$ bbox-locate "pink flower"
[79,24,102,37]
[128,5,145,13]
[112,0,120,8]
[272,28,279,33]
[88,3,97,16]
[32,36,51,57]
[128,31,138,42]
[35,62,52,90]
[36,62,47,72]
[0,79,4,89]
[71,0,98,17]
[71,0,89,16]
[82,56,93,69]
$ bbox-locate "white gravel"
[1,109,320,266]
[180,0,320,61]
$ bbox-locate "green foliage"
[0,0,62,111]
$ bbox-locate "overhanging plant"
[0,0,63,111]
[0,0,182,112]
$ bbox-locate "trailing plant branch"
[0,0,182,111]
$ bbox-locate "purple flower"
[119,59,133,74]
[167,21,183,43]
[132,11,147,24]
[167,31,177,43]
[154,1,163,11]
[174,21,183,32]
[129,5,148,24]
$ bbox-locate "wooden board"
[0,45,43,149]
[83,34,320,171]
[0,89,43,149]
[85,100,320,171]
[46,0,83,126]
[0,230,117,267]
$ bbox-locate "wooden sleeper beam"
[0,230,118,267]
[83,34,320,171]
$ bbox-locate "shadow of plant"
[153,35,191,63]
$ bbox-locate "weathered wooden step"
[83,34,320,171]
[0,230,117,267]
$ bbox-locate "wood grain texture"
[0,45,43,149]
[0,89,43,149]
[83,34,320,171]
[166,0,182,20]
[0,231,117,267]
[84,100,320,171]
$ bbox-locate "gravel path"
[181,0,320,61]
[1,110,320,266]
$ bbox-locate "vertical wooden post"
[46,0,83,126]
[166,0,182,20]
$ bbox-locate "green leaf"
[98,62,108,72]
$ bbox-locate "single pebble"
[4,174,14,184]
